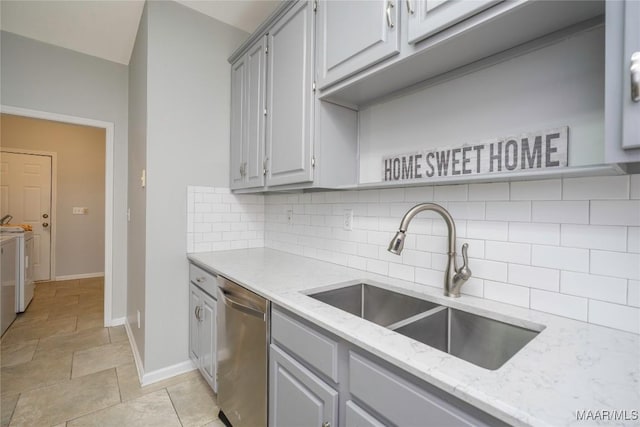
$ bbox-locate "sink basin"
[393,307,539,370]
[308,282,541,370]
[309,283,439,328]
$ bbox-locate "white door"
[0,151,52,281]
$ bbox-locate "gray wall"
[0,31,129,320]
[129,1,247,373]
[1,114,106,277]
[128,4,148,362]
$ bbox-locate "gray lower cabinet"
[406,0,500,45]
[189,265,217,392]
[269,344,339,427]
[316,0,400,90]
[266,0,315,187]
[271,306,508,427]
[605,0,640,163]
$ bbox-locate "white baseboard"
[123,319,196,387]
[107,316,126,327]
[124,319,145,384]
[56,272,104,281]
[141,359,197,387]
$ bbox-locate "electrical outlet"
[286,209,293,225]
[343,209,353,231]
[72,207,88,215]
[141,169,146,188]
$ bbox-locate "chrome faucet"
[0,214,13,225]
[388,203,471,297]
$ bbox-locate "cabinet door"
[407,0,499,45]
[230,56,247,189]
[266,0,314,187]
[245,37,268,188]
[200,293,217,392]
[622,0,639,150]
[317,0,400,89]
[189,284,201,362]
[269,344,338,427]
[345,400,386,427]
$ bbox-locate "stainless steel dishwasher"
[217,276,270,427]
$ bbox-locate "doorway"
[0,150,53,281]
[0,105,115,327]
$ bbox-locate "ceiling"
[0,0,281,65]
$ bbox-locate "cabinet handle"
[263,157,268,176]
[196,277,206,283]
[322,422,330,427]
[386,1,395,28]
[406,0,414,14]
[631,52,640,103]
[194,305,200,321]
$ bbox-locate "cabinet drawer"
[349,352,475,427]
[189,264,217,298]
[271,309,339,383]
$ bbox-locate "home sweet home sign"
[382,127,568,182]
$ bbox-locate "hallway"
[1,278,222,426]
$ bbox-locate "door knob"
[42,222,49,228]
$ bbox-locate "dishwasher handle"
[219,289,266,321]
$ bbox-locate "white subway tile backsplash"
[628,280,640,307]
[415,267,444,288]
[590,250,640,280]
[389,263,415,282]
[511,179,561,200]
[629,227,640,253]
[404,186,434,202]
[484,281,530,307]
[560,271,628,304]
[562,176,630,200]
[447,202,485,220]
[531,245,589,272]
[561,224,627,251]
[532,201,589,224]
[588,301,640,334]
[590,200,640,226]
[631,175,640,199]
[508,264,559,291]
[434,184,468,201]
[470,258,508,282]
[509,223,560,245]
[485,241,530,264]
[468,182,509,201]
[486,201,531,222]
[467,221,508,241]
[366,259,389,275]
[187,176,640,334]
[531,290,588,321]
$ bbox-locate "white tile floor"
[1,278,223,427]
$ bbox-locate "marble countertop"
[188,248,640,427]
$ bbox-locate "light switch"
[73,207,88,215]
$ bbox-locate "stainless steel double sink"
[308,282,542,370]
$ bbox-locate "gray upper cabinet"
[317,0,400,90]
[266,0,315,187]
[406,0,501,45]
[230,56,246,189]
[605,0,640,163]
[230,37,267,190]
